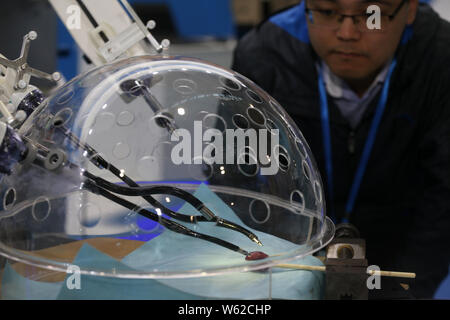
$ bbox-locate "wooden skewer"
[275,264,416,279]
[276,264,326,272]
[366,270,416,279]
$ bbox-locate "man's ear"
[407,0,419,25]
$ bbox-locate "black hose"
[84,180,248,256]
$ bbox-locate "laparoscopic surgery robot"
[0,0,415,300]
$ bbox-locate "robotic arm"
[0,0,169,140]
[49,0,169,66]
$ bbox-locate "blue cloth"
[1,184,325,300]
[0,262,62,300]
[120,183,325,300]
[57,244,206,300]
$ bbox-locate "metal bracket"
[97,1,170,62]
[0,31,62,90]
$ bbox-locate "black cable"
[56,124,263,245]
[84,171,204,209]
[58,127,197,222]
[83,170,262,245]
[84,180,249,256]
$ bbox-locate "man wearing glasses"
[233,0,449,299]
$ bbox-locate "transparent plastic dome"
[0,56,334,285]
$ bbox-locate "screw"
[18,80,27,89]
[15,110,27,122]
[162,39,171,49]
[147,20,156,30]
[6,103,15,113]
[52,72,61,81]
[28,31,38,40]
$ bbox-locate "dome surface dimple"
[1,56,334,279]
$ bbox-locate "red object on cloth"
[245,251,269,261]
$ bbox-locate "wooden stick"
[275,264,416,279]
[366,270,416,279]
[276,264,326,272]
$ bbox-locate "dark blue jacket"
[233,2,450,298]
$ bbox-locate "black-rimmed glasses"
[305,0,408,32]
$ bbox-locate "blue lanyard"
[318,59,397,224]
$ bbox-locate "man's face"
[306,0,418,81]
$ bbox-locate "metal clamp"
[0,31,62,90]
